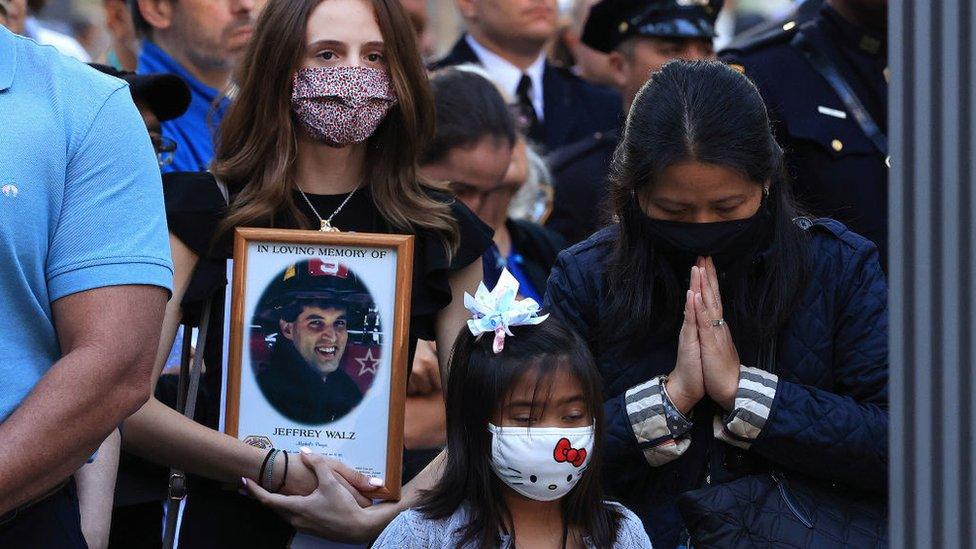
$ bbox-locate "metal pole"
[889,1,976,547]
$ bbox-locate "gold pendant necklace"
[296,184,360,232]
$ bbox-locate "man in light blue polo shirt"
[0,25,172,545]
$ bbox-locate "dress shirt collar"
[465,34,546,121]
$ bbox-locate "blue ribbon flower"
[464,269,549,353]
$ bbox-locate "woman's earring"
[763,186,770,197]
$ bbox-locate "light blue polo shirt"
[0,26,174,422]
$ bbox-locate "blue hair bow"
[464,269,549,353]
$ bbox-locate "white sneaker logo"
[1,184,18,198]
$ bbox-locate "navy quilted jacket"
[544,219,888,549]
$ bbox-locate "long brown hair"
[212,0,458,256]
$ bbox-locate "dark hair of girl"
[605,59,809,345]
[419,318,622,548]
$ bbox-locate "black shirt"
[162,171,493,430]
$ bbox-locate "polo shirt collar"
[138,40,220,103]
[0,25,17,92]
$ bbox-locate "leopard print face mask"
[291,66,398,148]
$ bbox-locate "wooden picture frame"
[224,228,413,500]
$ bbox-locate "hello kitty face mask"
[291,66,398,148]
[488,424,595,502]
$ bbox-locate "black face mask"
[638,199,771,269]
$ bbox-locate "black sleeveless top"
[162,171,492,430]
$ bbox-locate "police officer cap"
[582,0,723,54]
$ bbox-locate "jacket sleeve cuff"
[714,365,779,449]
[625,376,694,466]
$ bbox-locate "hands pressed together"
[665,257,742,414]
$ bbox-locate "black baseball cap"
[88,63,192,122]
[582,0,723,54]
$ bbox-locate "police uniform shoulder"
[546,129,619,173]
[720,18,799,63]
[548,64,623,122]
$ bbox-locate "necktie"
[515,74,544,143]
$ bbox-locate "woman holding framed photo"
[116,0,490,545]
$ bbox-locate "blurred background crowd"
[15,0,797,67]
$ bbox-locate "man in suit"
[721,0,889,267]
[431,0,622,153]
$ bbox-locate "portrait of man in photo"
[253,259,381,424]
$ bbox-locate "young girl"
[373,272,652,548]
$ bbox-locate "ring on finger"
[711,318,725,327]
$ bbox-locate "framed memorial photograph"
[224,228,413,500]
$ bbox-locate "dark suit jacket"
[430,36,623,152]
[545,128,620,245]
